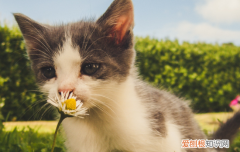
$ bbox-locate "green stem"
[51,113,66,152]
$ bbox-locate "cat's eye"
[82,63,100,75]
[41,67,56,79]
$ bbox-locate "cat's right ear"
[96,0,134,45]
[13,13,47,53]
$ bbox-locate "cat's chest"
[61,110,158,152]
[62,118,125,151]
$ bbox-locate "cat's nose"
[58,89,73,95]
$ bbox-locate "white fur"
[62,76,184,152]
[62,77,153,152]
[41,37,185,152]
[41,37,83,97]
[159,121,185,152]
[54,38,81,91]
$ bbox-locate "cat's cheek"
[77,76,101,108]
[39,78,58,97]
[81,75,92,81]
[74,87,90,103]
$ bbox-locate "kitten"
[14,0,240,152]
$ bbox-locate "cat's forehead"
[49,21,100,51]
[32,21,101,64]
[68,21,104,51]
[52,22,102,67]
[55,37,81,68]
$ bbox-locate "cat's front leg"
[62,117,109,152]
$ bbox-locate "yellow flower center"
[64,98,76,110]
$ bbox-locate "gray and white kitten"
[14,0,240,152]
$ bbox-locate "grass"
[3,121,57,133]
[0,126,66,152]
[1,112,240,152]
[194,112,234,134]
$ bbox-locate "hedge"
[135,37,240,112]
[0,24,54,121]
[1,25,240,121]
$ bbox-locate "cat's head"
[14,0,135,111]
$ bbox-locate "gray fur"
[135,80,208,152]
[213,111,240,142]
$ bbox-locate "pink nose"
[58,89,73,95]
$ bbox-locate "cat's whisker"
[88,100,104,112]
[37,89,50,95]
[90,95,120,113]
[39,104,53,120]
[91,94,117,105]
[89,96,115,114]
[89,98,115,119]
[90,86,121,91]
[83,81,120,87]
[47,108,57,119]
[29,102,49,120]
[91,90,116,95]
[89,102,107,117]
[21,99,47,120]
[32,103,50,121]
[87,86,121,94]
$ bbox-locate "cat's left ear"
[13,13,48,53]
[96,0,134,44]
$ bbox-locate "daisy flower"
[47,91,88,118]
[47,91,88,152]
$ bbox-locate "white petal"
[56,94,61,103]
[62,104,66,111]
[76,100,81,107]
[75,111,86,116]
[76,105,83,111]
[60,92,64,101]
[66,91,70,99]
[47,99,58,107]
[69,92,73,99]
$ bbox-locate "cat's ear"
[13,13,47,52]
[96,0,134,44]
